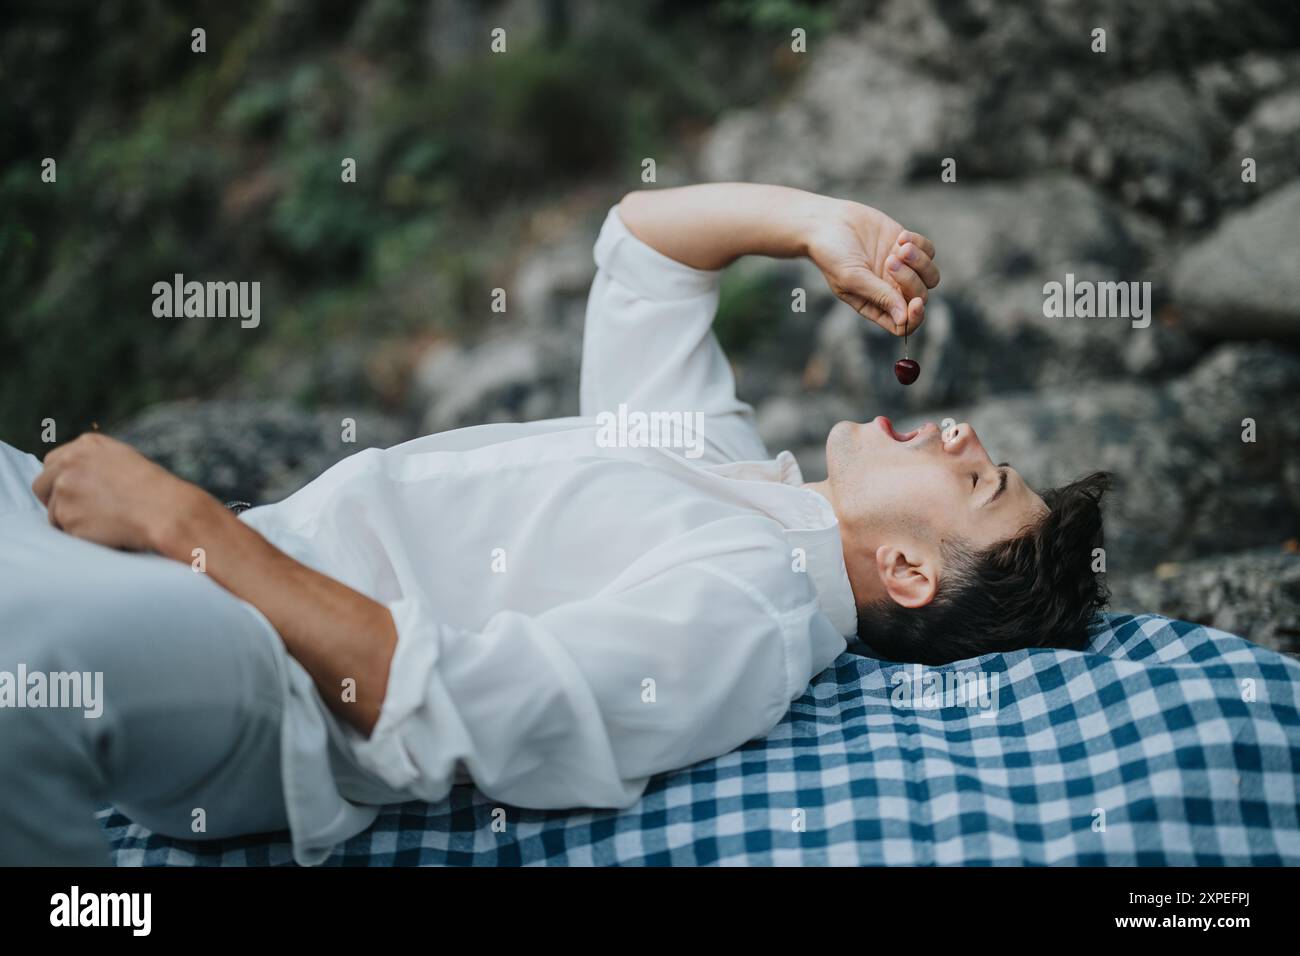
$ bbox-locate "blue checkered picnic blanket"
[100,613,1300,865]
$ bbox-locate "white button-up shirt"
[240,206,857,864]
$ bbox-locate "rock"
[797,7,1300,230]
[1171,179,1300,340]
[1055,74,1228,224]
[514,227,597,334]
[1163,342,1300,552]
[1110,548,1300,657]
[414,330,578,434]
[853,2,1300,197]
[875,0,1300,81]
[114,400,413,505]
[1228,88,1300,195]
[699,29,973,190]
[1194,52,1300,211]
[1193,51,1300,124]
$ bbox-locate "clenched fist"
[31,432,206,552]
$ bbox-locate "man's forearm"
[618,183,832,270]
[153,492,396,737]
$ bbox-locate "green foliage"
[717,0,837,34]
[715,269,789,356]
[0,0,835,442]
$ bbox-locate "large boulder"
[699,33,973,190]
[873,0,1300,82]
[1054,74,1229,225]
[699,5,1300,239]
[1194,51,1300,211]
[1110,548,1300,657]
[1171,179,1300,341]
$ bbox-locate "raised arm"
[618,183,938,336]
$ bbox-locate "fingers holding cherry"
[887,230,934,386]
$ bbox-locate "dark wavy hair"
[854,472,1112,664]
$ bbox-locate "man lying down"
[0,183,1109,865]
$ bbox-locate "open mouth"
[876,416,922,443]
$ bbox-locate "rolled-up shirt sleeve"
[347,557,802,810]
[579,205,769,465]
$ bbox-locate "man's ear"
[873,545,938,609]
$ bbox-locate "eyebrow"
[984,463,1010,508]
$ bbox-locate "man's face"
[821,417,1048,606]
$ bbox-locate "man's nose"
[941,422,986,459]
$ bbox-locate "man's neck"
[803,479,833,505]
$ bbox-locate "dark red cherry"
[894,358,920,385]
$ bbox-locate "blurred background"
[3,0,1299,652]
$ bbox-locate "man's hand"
[619,184,938,337]
[805,199,939,336]
[31,432,204,552]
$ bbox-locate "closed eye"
[982,464,1010,508]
